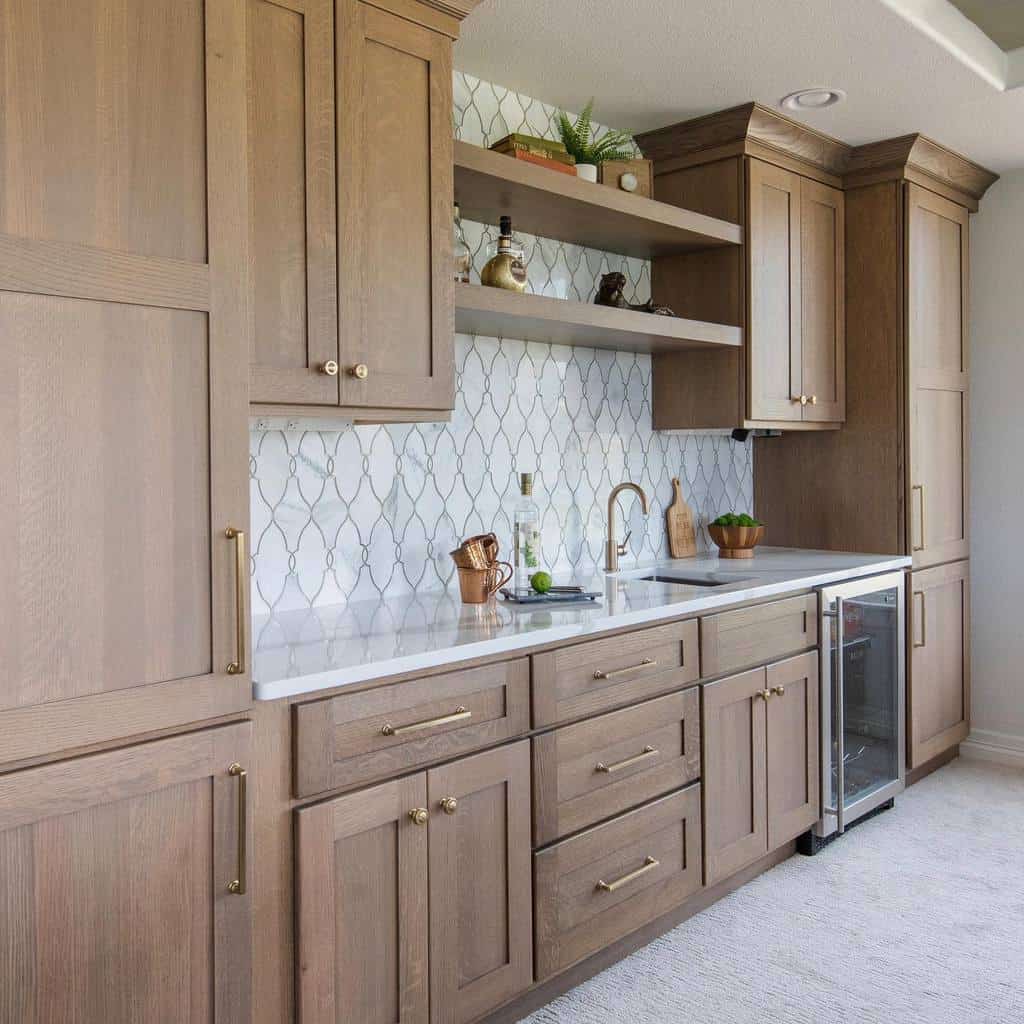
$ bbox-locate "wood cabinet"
[909,560,970,769]
[295,741,532,1024]
[0,722,252,1023]
[0,0,252,765]
[249,0,455,419]
[703,653,819,884]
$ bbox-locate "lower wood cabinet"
[703,652,819,884]
[0,722,253,1024]
[295,740,532,1024]
[909,560,970,768]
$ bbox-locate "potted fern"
[556,100,637,182]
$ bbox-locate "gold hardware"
[225,528,247,676]
[596,856,660,893]
[381,706,471,737]
[911,484,925,552]
[605,482,650,572]
[593,658,656,681]
[596,745,658,774]
[440,797,458,815]
[320,360,339,376]
[913,590,927,649]
[409,807,429,826]
[349,363,369,380]
[754,689,772,701]
[793,394,809,406]
[771,685,786,697]
[227,763,247,895]
[809,395,818,406]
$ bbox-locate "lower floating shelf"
[454,283,742,353]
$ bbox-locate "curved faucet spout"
[606,482,650,573]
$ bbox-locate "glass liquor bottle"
[481,215,528,292]
[453,200,472,284]
[513,473,541,594]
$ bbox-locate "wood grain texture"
[293,659,530,795]
[531,619,699,727]
[0,722,252,1024]
[700,594,818,678]
[532,689,701,846]
[534,784,702,980]
[428,741,533,1024]
[666,478,698,559]
[908,560,970,769]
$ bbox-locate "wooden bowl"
[707,523,765,559]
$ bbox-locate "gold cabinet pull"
[409,807,429,826]
[593,658,656,681]
[225,528,247,676]
[809,395,818,406]
[596,856,660,893]
[439,797,458,816]
[913,590,927,648]
[596,745,658,774]
[792,394,809,406]
[754,688,772,701]
[771,685,786,697]
[349,363,369,380]
[320,360,339,376]
[911,484,925,552]
[381,706,471,737]
[227,763,247,895]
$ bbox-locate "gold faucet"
[606,482,649,572]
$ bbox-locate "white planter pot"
[576,163,598,183]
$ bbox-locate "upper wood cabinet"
[250,0,455,419]
[0,0,252,765]
[0,722,253,1024]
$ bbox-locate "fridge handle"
[834,596,846,835]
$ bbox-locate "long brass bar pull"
[225,528,247,676]
[593,658,656,681]
[913,591,927,649]
[596,856,660,893]
[227,763,247,895]
[381,706,471,737]
[596,745,658,774]
[911,485,925,552]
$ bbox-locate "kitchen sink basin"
[635,573,750,587]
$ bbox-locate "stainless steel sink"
[635,573,750,587]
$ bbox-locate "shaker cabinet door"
[0,723,253,1024]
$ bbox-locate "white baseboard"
[960,729,1024,768]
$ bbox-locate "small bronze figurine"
[594,272,675,316]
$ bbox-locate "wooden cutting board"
[666,477,697,559]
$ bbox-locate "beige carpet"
[523,759,1024,1024]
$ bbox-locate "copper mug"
[457,561,513,604]
[450,532,500,570]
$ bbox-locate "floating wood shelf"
[454,284,743,354]
[454,141,743,259]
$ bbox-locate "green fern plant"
[555,99,636,165]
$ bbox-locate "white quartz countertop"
[252,547,910,701]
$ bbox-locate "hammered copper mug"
[450,532,500,569]
[457,561,513,603]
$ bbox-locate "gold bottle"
[481,215,528,292]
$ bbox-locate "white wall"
[967,170,1024,763]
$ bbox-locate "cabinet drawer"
[532,688,701,845]
[700,593,817,677]
[534,784,703,979]
[293,659,530,796]
[532,619,699,727]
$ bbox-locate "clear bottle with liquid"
[453,200,472,284]
[513,472,541,593]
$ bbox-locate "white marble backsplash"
[249,72,754,616]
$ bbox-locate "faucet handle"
[617,530,632,557]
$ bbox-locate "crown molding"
[419,0,483,18]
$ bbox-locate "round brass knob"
[408,807,429,826]
[809,395,818,406]
[772,685,786,697]
[800,394,809,406]
[350,363,369,380]
[754,689,772,701]
[320,360,339,377]
[440,797,458,816]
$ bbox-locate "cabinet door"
[766,652,820,846]
[0,722,252,1023]
[428,741,533,1024]
[799,179,845,423]
[702,667,769,885]
[249,0,339,405]
[295,773,430,1024]
[747,159,802,422]
[336,0,454,413]
[0,0,251,764]
[909,560,970,768]
[907,184,969,569]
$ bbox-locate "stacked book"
[489,133,577,176]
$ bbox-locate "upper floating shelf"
[453,140,743,259]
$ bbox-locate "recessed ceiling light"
[780,88,846,111]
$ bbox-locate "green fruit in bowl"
[530,571,553,594]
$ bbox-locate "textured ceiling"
[950,0,1024,51]
[456,0,1024,171]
